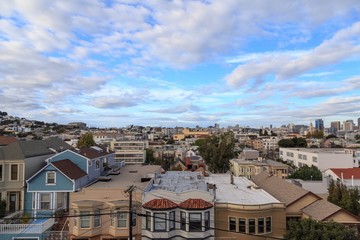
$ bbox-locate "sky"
[1,0,360,128]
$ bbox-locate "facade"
[69,165,162,240]
[343,120,354,131]
[315,119,324,131]
[142,171,215,239]
[110,140,148,164]
[330,121,341,133]
[279,148,357,171]
[207,174,286,240]
[0,138,72,213]
[324,168,360,188]
[172,128,210,141]
[230,158,289,179]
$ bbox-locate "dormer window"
[46,171,56,184]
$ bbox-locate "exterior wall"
[286,194,319,216]
[24,154,54,181]
[215,203,286,240]
[47,150,88,173]
[324,169,360,188]
[230,160,288,179]
[279,148,355,171]
[325,210,360,223]
[69,188,143,240]
[27,165,74,192]
[110,140,147,164]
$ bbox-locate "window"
[0,164,3,181]
[180,211,186,231]
[110,210,115,226]
[74,210,78,227]
[266,217,272,233]
[249,219,256,234]
[303,155,307,160]
[117,211,127,228]
[239,218,246,233]
[80,211,90,228]
[56,192,64,209]
[258,218,265,234]
[312,156,317,162]
[10,164,18,181]
[145,211,151,230]
[132,212,137,227]
[94,209,101,227]
[169,211,175,230]
[32,193,35,209]
[154,213,166,231]
[205,211,210,230]
[298,154,302,159]
[40,193,51,210]
[95,160,100,170]
[189,213,202,232]
[229,217,236,232]
[46,171,55,184]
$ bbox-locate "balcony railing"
[0,218,54,234]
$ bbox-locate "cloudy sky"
[1,0,360,128]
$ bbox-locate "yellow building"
[173,128,210,141]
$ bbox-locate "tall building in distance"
[315,119,324,131]
[343,120,354,131]
[330,121,341,134]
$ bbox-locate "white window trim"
[46,171,56,185]
[95,160,100,170]
[94,209,101,228]
[9,164,19,181]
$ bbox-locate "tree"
[145,148,156,164]
[197,132,235,173]
[285,218,358,240]
[328,179,360,216]
[288,165,322,180]
[278,139,295,148]
[77,132,95,148]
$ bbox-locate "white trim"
[13,237,39,240]
[9,164,19,181]
[27,189,72,193]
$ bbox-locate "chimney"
[230,174,234,185]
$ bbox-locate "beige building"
[252,172,360,227]
[207,174,286,240]
[230,158,289,179]
[172,128,210,141]
[110,140,148,164]
[69,165,162,240]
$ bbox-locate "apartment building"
[207,174,286,240]
[142,171,215,239]
[279,148,357,171]
[110,140,148,164]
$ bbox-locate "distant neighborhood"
[1,111,360,239]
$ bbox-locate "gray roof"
[252,171,317,206]
[301,199,342,221]
[0,137,72,160]
[231,159,288,167]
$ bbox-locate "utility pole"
[124,185,136,240]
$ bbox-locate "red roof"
[52,159,87,180]
[0,136,17,146]
[330,168,360,179]
[143,198,178,210]
[179,199,213,210]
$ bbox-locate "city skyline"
[1,1,360,128]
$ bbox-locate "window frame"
[95,160,100,170]
[258,217,265,234]
[180,211,186,231]
[248,218,256,234]
[80,211,91,229]
[94,209,101,228]
[145,211,151,230]
[46,171,56,185]
[204,211,210,230]
[153,212,166,232]
[189,212,202,232]
[229,217,236,232]
[40,193,51,210]
[238,218,246,233]
[116,211,127,228]
[266,217,272,233]
[169,211,175,231]
[10,164,19,181]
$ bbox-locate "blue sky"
[1,0,360,128]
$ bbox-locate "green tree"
[197,132,235,173]
[328,179,360,216]
[278,139,295,148]
[355,134,360,140]
[285,218,359,240]
[77,132,95,148]
[289,165,322,180]
[145,148,156,164]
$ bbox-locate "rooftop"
[86,164,162,190]
[146,171,208,193]
[231,158,288,167]
[280,148,349,154]
[328,168,360,179]
[206,174,281,205]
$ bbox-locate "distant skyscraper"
[330,121,341,133]
[343,120,354,131]
[315,119,324,131]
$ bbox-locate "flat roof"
[280,148,349,154]
[231,159,288,167]
[206,174,281,205]
[86,164,162,189]
[147,171,208,193]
